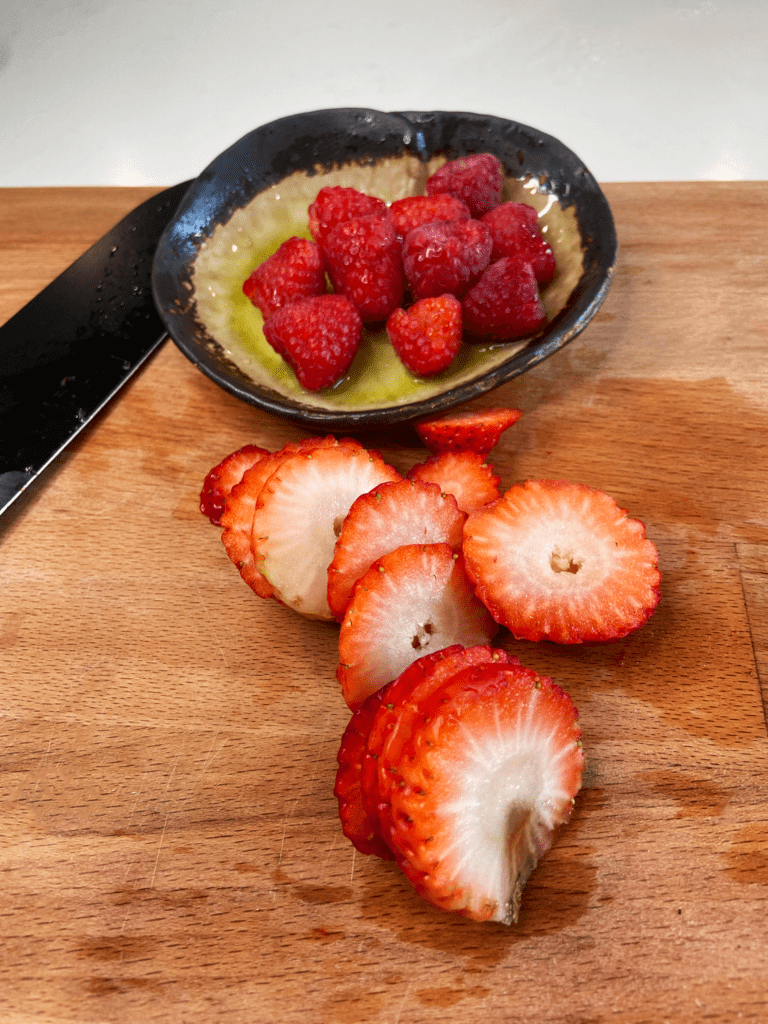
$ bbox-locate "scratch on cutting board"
[392,979,413,1024]
[148,747,183,887]
[180,728,226,808]
[319,831,340,878]
[277,798,299,865]
[149,811,170,889]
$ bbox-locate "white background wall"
[2,0,766,186]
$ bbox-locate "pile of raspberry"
[242,153,556,391]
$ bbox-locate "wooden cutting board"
[1,183,767,1024]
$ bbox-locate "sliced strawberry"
[462,478,662,643]
[252,444,401,620]
[336,543,497,710]
[425,153,503,218]
[388,194,470,239]
[402,219,492,301]
[407,451,501,514]
[415,406,523,456]
[263,294,362,391]
[481,202,556,284]
[220,436,358,600]
[323,215,404,323]
[200,444,270,525]
[334,685,396,860]
[386,294,463,377]
[462,257,547,341]
[357,647,459,844]
[385,661,584,924]
[308,186,388,247]
[327,478,466,622]
[372,645,513,844]
[242,237,326,320]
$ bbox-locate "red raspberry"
[388,194,471,240]
[481,202,556,284]
[402,219,492,300]
[242,236,326,319]
[462,257,547,341]
[323,215,404,323]
[386,294,463,377]
[262,294,362,390]
[308,186,388,247]
[425,153,503,218]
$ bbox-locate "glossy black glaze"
[152,109,617,430]
[0,180,191,516]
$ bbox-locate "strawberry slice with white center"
[252,444,401,620]
[200,444,270,526]
[462,478,662,643]
[407,450,501,514]
[327,479,466,622]
[358,646,464,838]
[334,685,395,861]
[386,662,584,924]
[336,543,498,710]
[372,645,514,843]
[220,436,353,600]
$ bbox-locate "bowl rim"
[152,107,618,429]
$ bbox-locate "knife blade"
[0,179,191,517]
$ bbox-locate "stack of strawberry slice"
[242,153,556,389]
[199,406,661,923]
[335,645,585,924]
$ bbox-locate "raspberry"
[308,186,388,247]
[462,257,547,341]
[425,153,503,218]
[388,194,471,239]
[262,294,362,390]
[323,215,404,323]
[242,237,326,320]
[386,294,463,377]
[402,219,492,300]
[481,202,556,284]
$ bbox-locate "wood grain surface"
[1,183,767,1024]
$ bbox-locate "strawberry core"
[550,551,582,574]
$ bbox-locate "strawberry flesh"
[463,478,662,643]
[386,661,584,924]
[407,450,501,514]
[334,685,396,860]
[200,444,270,525]
[358,647,460,838]
[327,478,466,622]
[415,407,523,456]
[252,443,401,620]
[220,437,354,600]
[372,645,513,845]
[336,543,497,710]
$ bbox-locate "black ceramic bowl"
[152,108,617,430]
